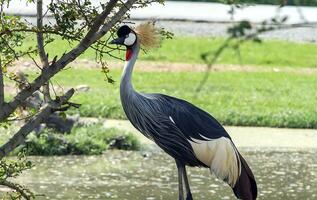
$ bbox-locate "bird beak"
[109,37,125,45]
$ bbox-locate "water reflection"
[11,148,317,199]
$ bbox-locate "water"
[7,148,317,199]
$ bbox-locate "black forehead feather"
[117,25,131,37]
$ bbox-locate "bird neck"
[120,41,140,99]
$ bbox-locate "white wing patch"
[169,116,175,124]
[188,137,241,187]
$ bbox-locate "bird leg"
[176,160,184,200]
[182,167,193,200]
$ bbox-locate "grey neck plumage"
[119,41,155,140]
[120,41,141,106]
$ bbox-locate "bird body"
[111,23,257,200]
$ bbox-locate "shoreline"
[103,119,317,149]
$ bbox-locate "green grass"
[46,67,317,128]
[0,125,140,156]
[21,35,317,68]
[15,35,317,128]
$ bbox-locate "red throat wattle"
[126,49,133,61]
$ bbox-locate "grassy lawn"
[21,35,317,68]
[15,35,317,128]
[0,125,140,156]
[46,67,317,128]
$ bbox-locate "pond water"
[9,148,317,199]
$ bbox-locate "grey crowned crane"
[109,23,257,200]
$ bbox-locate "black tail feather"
[232,152,257,200]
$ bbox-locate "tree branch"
[36,0,51,102]
[77,0,120,49]
[0,0,122,121]
[0,28,78,40]
[0,89,75,159]
[0,0,138,122]
[0,180,32,200]
[0,60,4,114]
[93,0,137,41]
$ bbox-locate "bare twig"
[195,16,317,92]
[26,52,42,70]
[93,0,137,41]
[195,37,232,92]
[0,28,78,40]
[6,113,35,122]
[37,0,51,102]
[78,0,120,49]
[0,35,19,60]
[0,60,4,114]
[1,180,32,200]
[0,88,75,159]
[76,0,92,27]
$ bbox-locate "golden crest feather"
[134,22,161,49]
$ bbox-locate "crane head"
[109,25,137,47]
[110,23,160,50]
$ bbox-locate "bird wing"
[144,94,256,193]
[152,93,231,141]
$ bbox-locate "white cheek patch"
[124,33,136,46]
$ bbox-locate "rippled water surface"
[11,148,317,199]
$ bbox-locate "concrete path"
[4,1,317,24]
[130,2,317,24]
[4,1,317,42]
[103,119,317,149]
